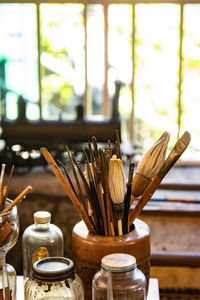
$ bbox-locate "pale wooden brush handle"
[40,148,95,233]
[130,176,162,224]
[1,186,32,215]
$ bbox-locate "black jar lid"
[33,257,75,281]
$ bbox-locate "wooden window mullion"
[177,3,184,137]
[37,3,42,119]
[103,3,109,117]
[84,4,88,117]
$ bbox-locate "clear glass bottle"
[24,257,84,300]
[22,211,64,283]
[0,261,16,300]
[92,253,147,300]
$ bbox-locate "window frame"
[1,0,200,148]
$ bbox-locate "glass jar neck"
[101,267,136,278]
[34,221,50,230]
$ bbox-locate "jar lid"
[34,211,51,224]
[101,253,136,272]
[33,257,75,281]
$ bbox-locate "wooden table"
[17,276,160,299]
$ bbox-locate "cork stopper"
[34,211,51,224]
[101,253,136,272]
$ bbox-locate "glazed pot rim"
[72,218,150,242]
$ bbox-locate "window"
[0,0,200,161]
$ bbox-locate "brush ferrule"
[113,202,124,220]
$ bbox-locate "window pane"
[87,5,104,116]
[40,4,85,120]
[182,4,200,160]
[0,3,39,120]
[108,4,133,141]
[134,4,180,152]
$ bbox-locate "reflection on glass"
[87,5,104,116]
[108,4,133,140]
[0,3,39,120]
[182,4,200,160]
[40,4,85,120]
[134,4,180,151]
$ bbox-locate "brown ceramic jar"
[72,219,150,300]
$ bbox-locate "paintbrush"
[122,162,135,234]
[130,131,191,224]
[85,159,104,235]
[0,165,14,211]
[132,131,170,197]
[1,186,32,215]
[0,164,6,209]
[57,160,78,198]
[40,147,96,233]
[108,155,126,235]
[66,146,88,214]
[115,129,122,159]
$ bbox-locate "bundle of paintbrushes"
[40,130,191,236]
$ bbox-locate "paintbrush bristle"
[108,155,126,205]
[137,131,170,179]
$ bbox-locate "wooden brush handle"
[130,176,162,224]
[40,148,95,233]
[1,186,32,215]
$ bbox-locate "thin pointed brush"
[96,169,108,236]
[0,164,6,210]
[92,136,102,172]
[115,129,122,159]
[88,141,98,184]
[57,159,78,198]
[72,157,98,233]
[105,149,111,173]
[85,160,104,235]
[41,147,95,233]
[66,146,88,214]
[83,149,103,233]
[71,154,93,208]
[92,146,111,226]
[83,160,99,232]
[123,162,135,234]
[88,142,108,234]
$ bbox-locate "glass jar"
[24,257,84,300]
[92,253,147,300]
[22,211,64,283]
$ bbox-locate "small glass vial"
[24,257,84,300]
[92,253,147,300]
[22,211,64,283]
